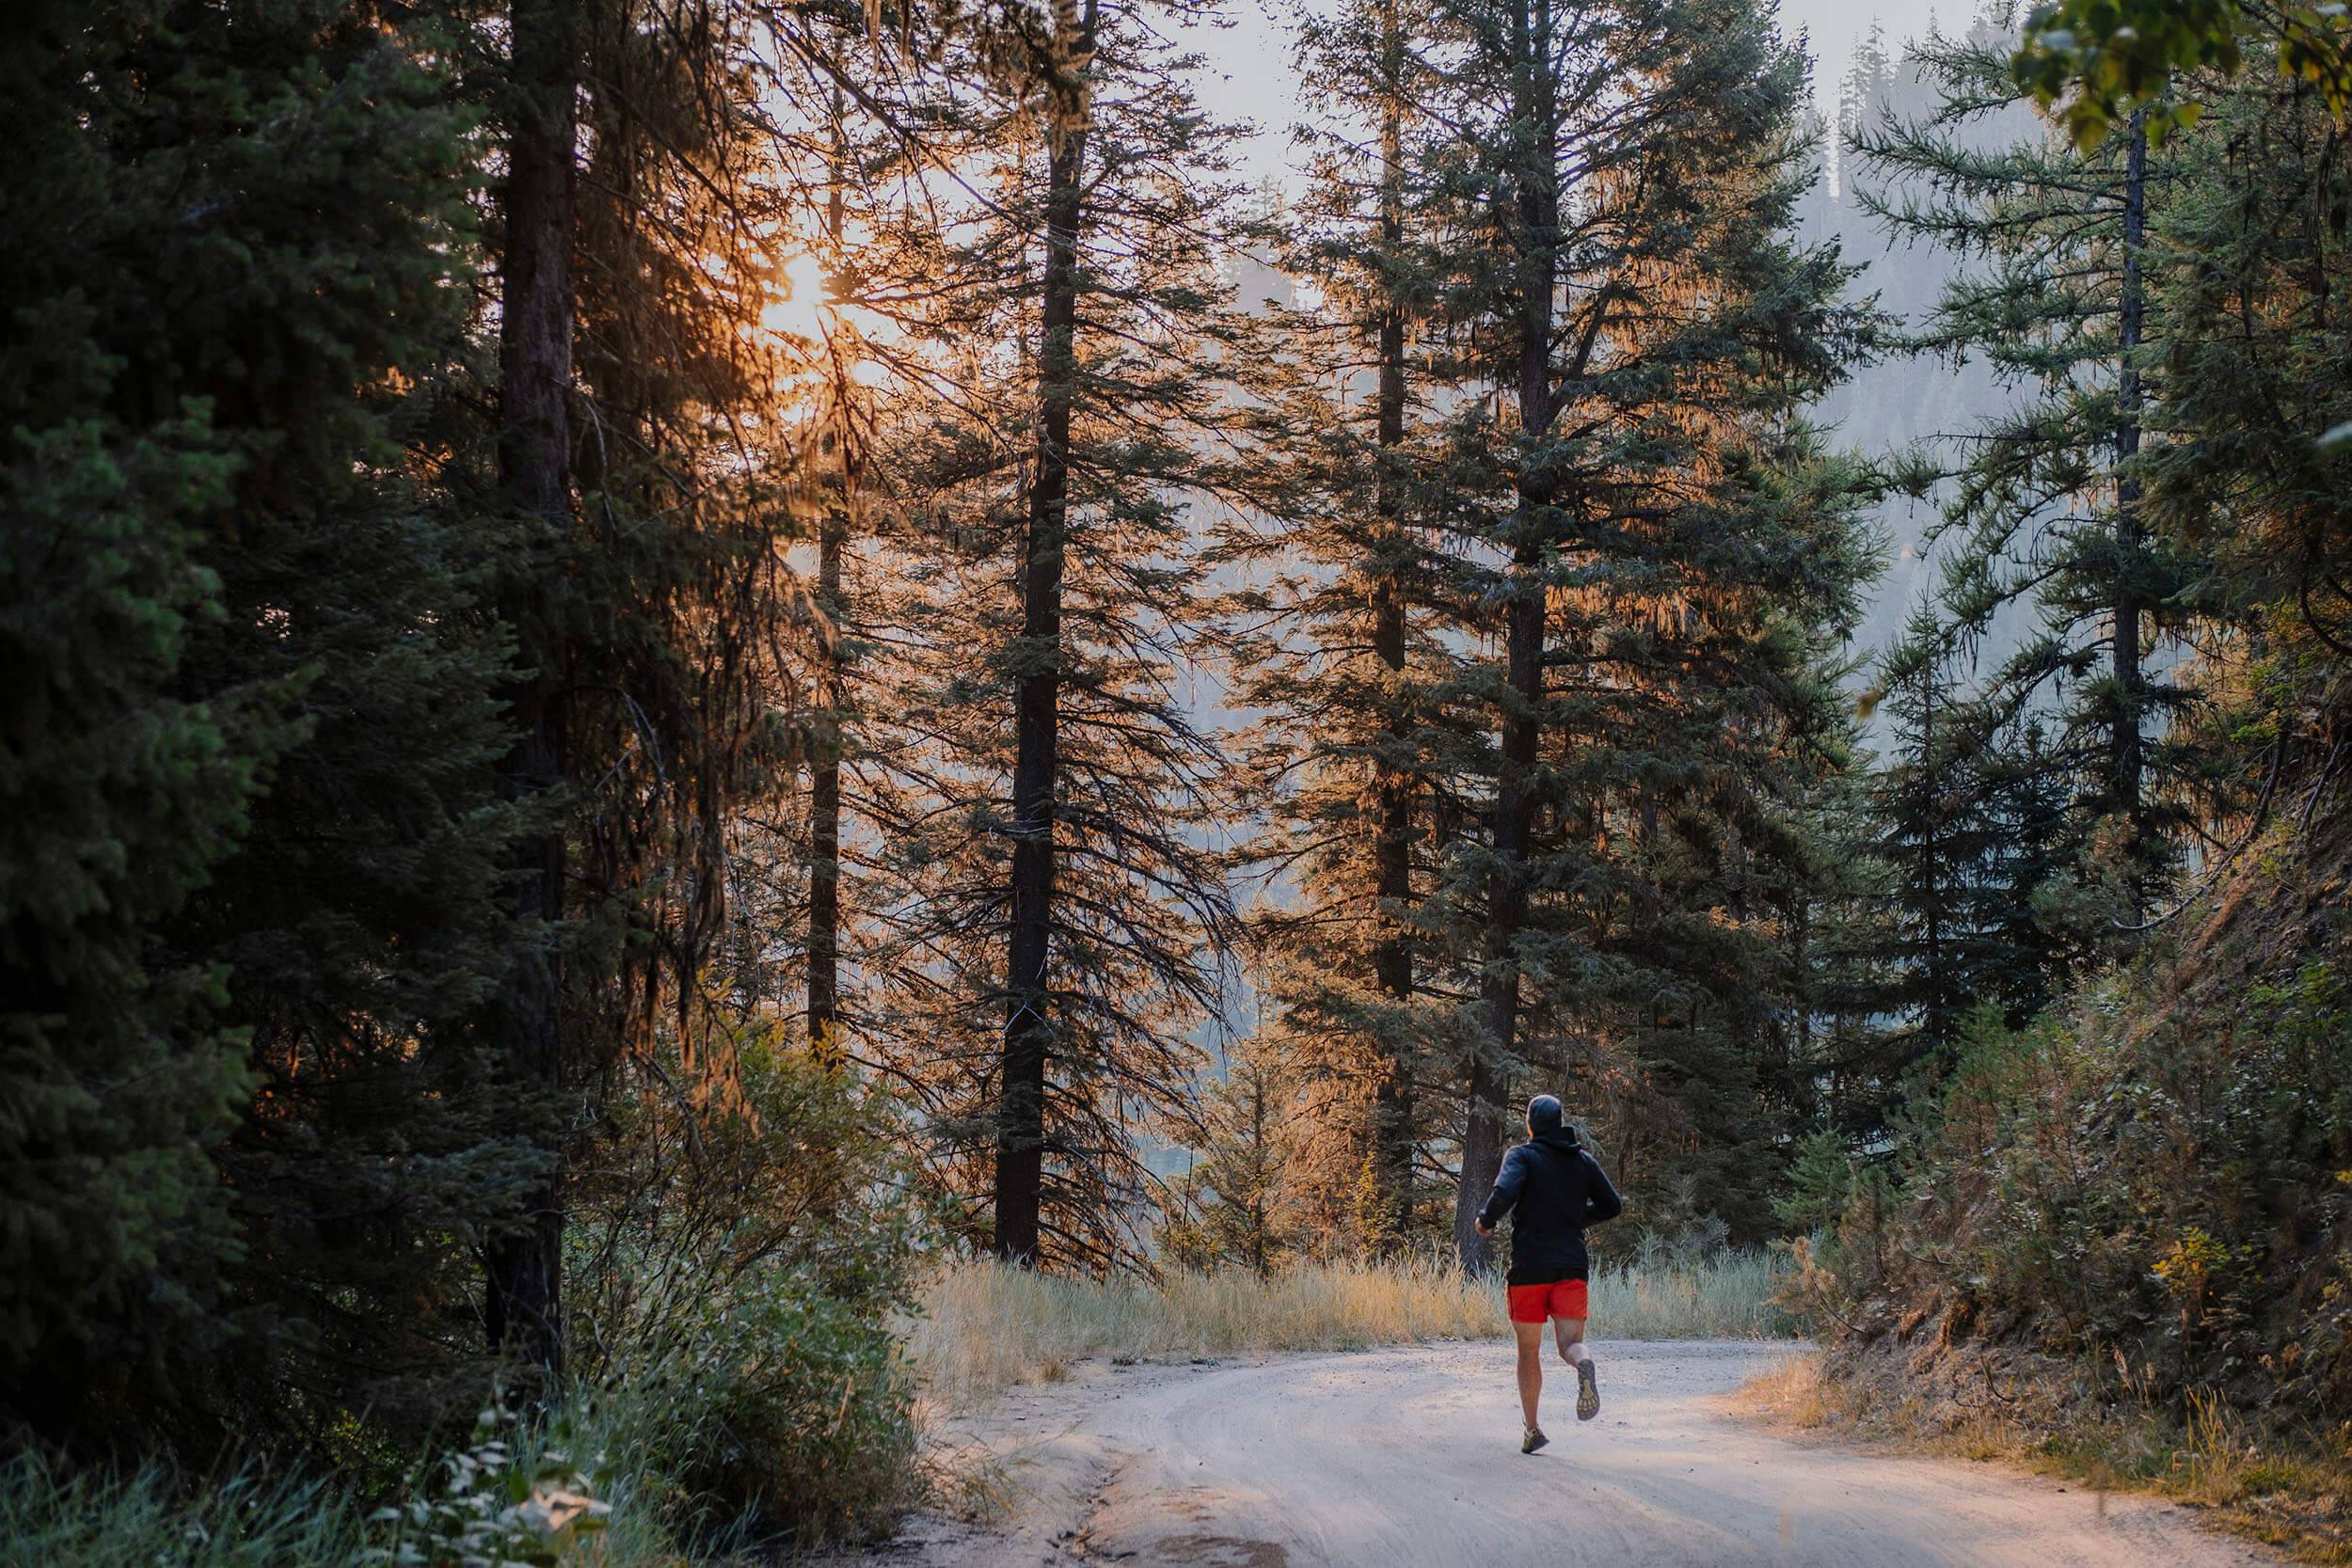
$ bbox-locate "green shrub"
[0,1035,930,1566]
[595,1249,916,1548]
[1818,958,2352,1413]
[368,1402,610,1568]
[570,1029,928,1547]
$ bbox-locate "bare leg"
[1556,1316,1598,1419]
[1513,1318,1546,1431]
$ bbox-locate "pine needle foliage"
[840,0,1257,1272]
[1858,19,2200,937]
[1405,0,1881,1257]
[1218,0,1474,1259]
[1,0,536,1449]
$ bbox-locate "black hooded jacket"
[1475,1131,1624,1286]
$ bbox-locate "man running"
[1473,1094,1623,1453]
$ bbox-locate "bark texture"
[995,13,1097,1263]
[485,0,580,1374]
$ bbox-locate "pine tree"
[1786,708,1906,1142]
[1164,1048,1303,1275]
[0,0,537,1442]
[1408,0,1876,1263]
[479,0,582,1380]
[0,0,271,1418]
[705,12,970,1083]
[2142,38,2352,797]
[843,0,1256,1269]
[1979,720,2082,1022]
[1807,644,2078,1144]
[1859,22,2196,935]
[760,39,885,1067]
[993,0,1101,1265]
[469,0,823,1372]
[1836,17,1895,188]
[805,87,856,1063]
[1220,0,1470,1256]
[1858,609,2016,1108]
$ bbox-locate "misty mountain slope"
[1796,18,2040,663]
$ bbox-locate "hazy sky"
[1184,0,1954,192]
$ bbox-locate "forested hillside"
[1780,1,2352,1501]
[1795,19,2026,657]
[2,0,2348,1559]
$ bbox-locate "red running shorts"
[1506,1278,1589,1323]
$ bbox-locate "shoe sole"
[1577,1366,1600,1421]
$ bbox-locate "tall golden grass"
[904,1249,1791,1405]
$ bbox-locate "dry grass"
[903,1249,1792,1408]
[1592,1246,1791,1341]
[1740,1350,2352,1564]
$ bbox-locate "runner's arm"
[1581,1151,1624,1226]
[1476,1147,1530,1230]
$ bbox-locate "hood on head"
[1527,1094,1563,1136]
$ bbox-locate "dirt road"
[882,1339,2276,1568]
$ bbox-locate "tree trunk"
[1455,546,1540,1273]
[808,96,850,1063]
[485,0,580,1378]
[995,12,1096,1264]
[808,516,844,1059]
[2111,110,2149,922]
[1369,0,1416,1253]
[1456,0,1559,1275]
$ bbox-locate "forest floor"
[848,1339,2280,1567]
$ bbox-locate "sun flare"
[760,251,834,341]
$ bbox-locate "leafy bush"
[0,1032,930,1566]
[569,1028,927,1547]
[368,1402,608,1568]
[1807,953,2352,1415]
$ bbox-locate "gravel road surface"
[866,1339,2276,1568]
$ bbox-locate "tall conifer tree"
[2142,36,2352,797]
[1411,0,1874,1262]
[843,0,1254,1268]
[476,0,821,1370]
[1864,610,2011,1089]
[1859,24,2194,935]
[1,0,536,1441]
[1223,0,1468,1254]
[483,0,581,1378]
